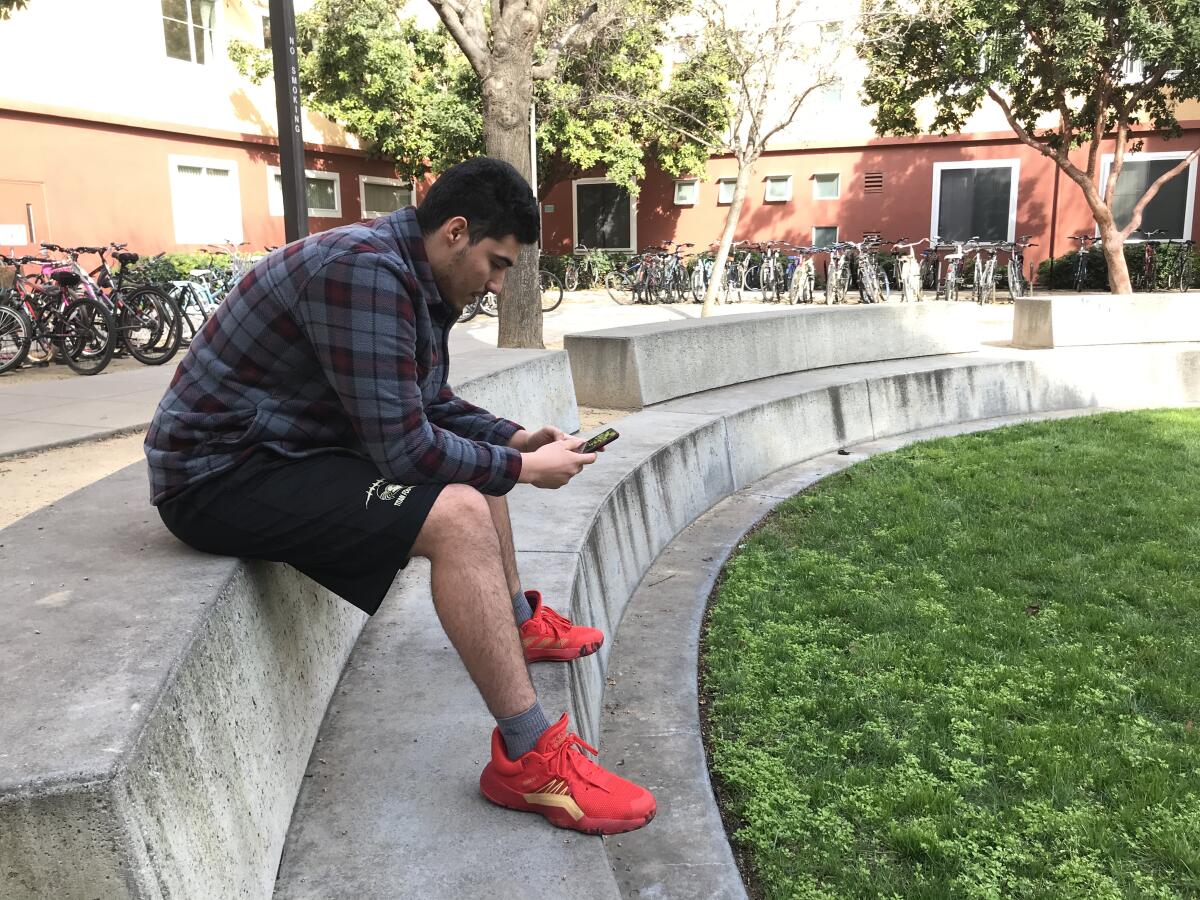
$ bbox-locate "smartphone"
[579,428,619,453]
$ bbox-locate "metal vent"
[864,172,884,193]
[863,232,882,243]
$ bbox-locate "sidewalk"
[0,297,1012,459]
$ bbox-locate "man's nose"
[486,270,506,294]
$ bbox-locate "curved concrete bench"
[272,342,1199,897]
[0,348,579,900]
[1014,294,1200,349]
[564,303,985,408]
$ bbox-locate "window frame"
[764,174,793,203]
[161,0,218,66]
[267,166,343,219]
[359,174,414,218]
[571,177,637,253]
[716,177,737,205]
[813,172,840,200]
[1097,151,1197,241]
[929,158,1020,243]
[673,179,699,206]
[812,225,839,246]
[167,154,243,245]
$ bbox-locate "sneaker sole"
[480,779,655,835]
[524,640,602,664]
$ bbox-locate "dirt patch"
[578,406,632,431]
[0,432,147,529]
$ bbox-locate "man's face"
[429,220,522,312]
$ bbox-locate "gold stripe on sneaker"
[523,787,584,821]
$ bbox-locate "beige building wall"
[0,0,358,147]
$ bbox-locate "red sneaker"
[479,714,656,835]
[519,591,604,663]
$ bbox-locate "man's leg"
[410,484,534,719]
[484,493,521,600]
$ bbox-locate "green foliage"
[1036,243,1200,290]
[537,0,733,191]
[0,0,28,19]
[704,410,1200,897]
[859,0,1200,150]
[125,252,231,285]
[230,0,730,191]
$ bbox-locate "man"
[145,157,655,835]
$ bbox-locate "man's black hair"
[416,157,540,246]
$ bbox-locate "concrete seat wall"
[274,344,1200,899]
[1013,294,1200,349]
[564,303,984,408]
[0,349,578,900]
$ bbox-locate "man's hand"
[509,425,567,453]
[518,436,596,489]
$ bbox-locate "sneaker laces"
[531,603,574,639]
[546,733,610,793]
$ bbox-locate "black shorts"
[157,448,444,615]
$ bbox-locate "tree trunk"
[1094,207,1133,295]
[701,157,755,317]
[482,62,543,349]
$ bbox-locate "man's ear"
[443,216,469,246]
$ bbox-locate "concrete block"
[1013,294,1200,349]
[455,347,580,434]
[566,304,983,408]
[0,350,583,900]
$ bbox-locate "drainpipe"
[1047,164,1061,287]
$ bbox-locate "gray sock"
[512,587,533,625]
[497,701,551,760]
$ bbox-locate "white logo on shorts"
[365,478,414,509]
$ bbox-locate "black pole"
[268,0,308,243]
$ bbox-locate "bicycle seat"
[116,252,140,265]
[49,269,81,287]
[189,269,212,277]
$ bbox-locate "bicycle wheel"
[457,298,480,322]
[57,296,116,375]
[760,261,776,302]
[1180,254,1195,291]
[877,270,891,303]
[605,271,635,305]
[945,265,959,303]
[0,302,32,374]
[539,270,564,312]
[563,263,579,292]
[1006,259,1023,300]
[122,287,183,365]
[690,261,707,302]
[480,292,499,316]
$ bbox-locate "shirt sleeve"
[292,250,522,495]
[425,385,524,445]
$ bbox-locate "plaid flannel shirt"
[145,207,524,505]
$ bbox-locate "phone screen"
[580,428,619,453]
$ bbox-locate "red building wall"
[0,109,418,256]
[540,128,1200,274]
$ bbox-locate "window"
[717,178,737,204]
[764,175,793,203]
[162,0,215,65]
[360,176,413,218]
[813,173,840,200]
[573,179,635,251]
[268,167,342,218]
[1100,152,1197,240]
[168,156,243,245]
[930,160,1019,242]
[261,15,271,49]
[674,180,699,206]
[816,79,843,106]
[813,226,838,246]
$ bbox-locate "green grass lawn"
[701,409,1200,900]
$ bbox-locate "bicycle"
[758,241,792,302]
[562,245,611,291]
[972,242,998,305]
[1068,234,1102,292]
[891,238,927,303]
[849,239,891,304]
[786,246,816,304]
[1003,236,1037,300]
[1160,238,1196,291]
[824,243,853,304]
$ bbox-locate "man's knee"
[412,484,495,559]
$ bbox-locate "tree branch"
[1121,147,1199,240]
[428,0,489,77]
[532,1,607,80]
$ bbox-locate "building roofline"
[0,99,371,159]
